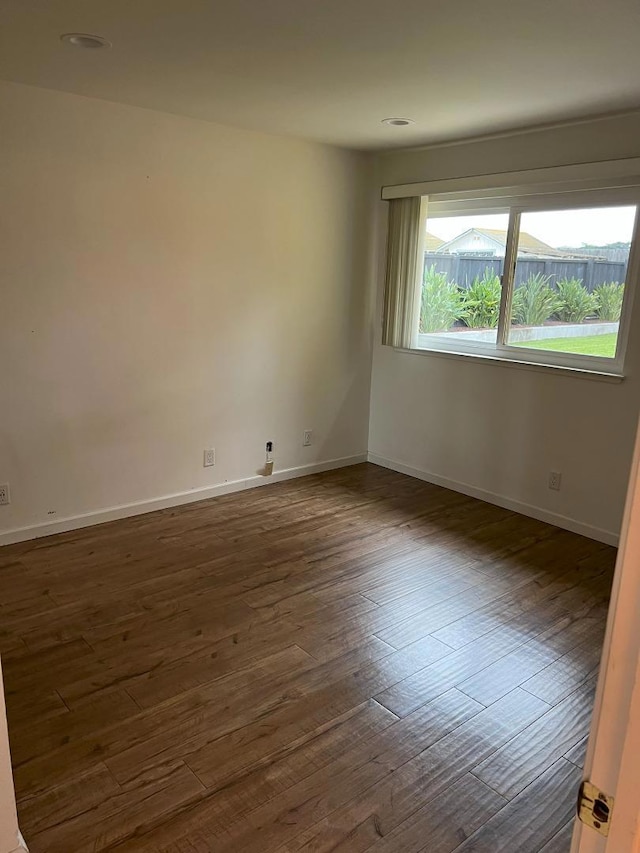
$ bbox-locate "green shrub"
[511,273,562,326]
[461,268,502,329]
[594,282,625,322]
[420,265,463,333]
[555,277,598,323]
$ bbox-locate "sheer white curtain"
[382,196,424,348]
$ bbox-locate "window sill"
[394,345,625,383]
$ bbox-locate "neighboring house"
[434,227,592,259]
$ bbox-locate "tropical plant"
[594,282,625,322]
[460,268,502,329]
[554,277,598,323]
[511,273,562,326]
[420,265,464,333]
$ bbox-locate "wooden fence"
[424,253,627,291]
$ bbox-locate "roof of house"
[435,227,568,258]
[425,231,445,251]
[479,228,567,257]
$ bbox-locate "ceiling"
[1,0,640,150]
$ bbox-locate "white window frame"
[384,161,640,379]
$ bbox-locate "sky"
[428,206,637,248]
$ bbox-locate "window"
[419,211,509,347]
[384,181,640,376]
[506,207,634,361]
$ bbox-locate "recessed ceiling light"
[60,33,111,49]
[382,118,414,127]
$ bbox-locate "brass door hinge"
[577,780,614,837]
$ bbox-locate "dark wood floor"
[0,463,614,852]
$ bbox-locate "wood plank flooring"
[0,463,615,852]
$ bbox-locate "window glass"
[507,206,636,359]
[420,212,509,347]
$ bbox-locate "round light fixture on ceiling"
[382,118,414,127]
[60,33,111,49]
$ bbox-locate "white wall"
[369,113,640,543]
[0,81,373,540]
[2,82,638,546]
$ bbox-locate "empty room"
[1,1,640,852]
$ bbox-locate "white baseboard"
[0,454,367,547]
[367,452,619,547]
[1,451,618,549]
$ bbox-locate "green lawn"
[513,333,617,358]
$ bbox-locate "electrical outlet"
[303,430,312,447]
[203,448,215,467]
[0,483,10,506]
[549,471,562,491]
